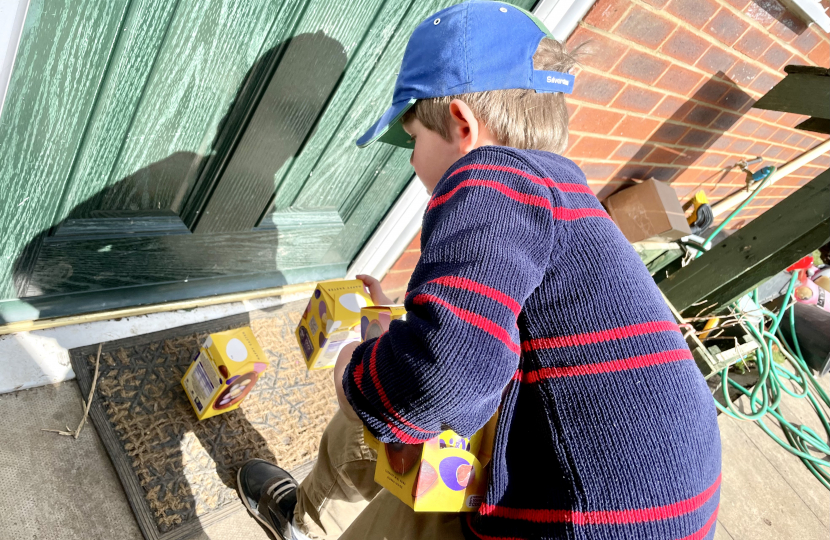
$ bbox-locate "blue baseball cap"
[356,0,574,149]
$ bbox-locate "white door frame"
[0,0,29,121]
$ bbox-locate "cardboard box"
[295,280,374,370]
[181,327,268,420]
[603,179,692,243]
[364,415,498,512]
[360,305,407,341]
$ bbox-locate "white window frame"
[0,0,30,121]
[779,0,830,33]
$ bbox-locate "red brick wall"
[377,0,830,291]
[379,230,421,303]
[566,0,830,224]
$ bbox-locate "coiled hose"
[715,271,830,489]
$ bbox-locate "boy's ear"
[448,99,480,153]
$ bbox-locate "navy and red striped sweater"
[343,146,721,540]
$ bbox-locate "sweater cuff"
[342,337,426,444]
[342,338,395,442]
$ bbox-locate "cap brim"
[356,98,417,149]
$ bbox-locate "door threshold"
[0,282,317,395]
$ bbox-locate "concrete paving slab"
[0,381,271,540]
[0,383,142,540]
[737,398,830,528]
[716,410,828,540]
[197,513,271,540]
[715,521,736,539]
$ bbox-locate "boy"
[237,2,721,539]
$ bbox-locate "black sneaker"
[237,458,300,540]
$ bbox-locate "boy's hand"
[334,341,361,423]
[356,274,395,305]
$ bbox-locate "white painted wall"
[0,0,29,120]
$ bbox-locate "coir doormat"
[69,300,338,540]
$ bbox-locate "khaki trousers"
[293,410,466,540]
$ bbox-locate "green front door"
[0,0,536,323]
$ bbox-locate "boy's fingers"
[357,274,378,284]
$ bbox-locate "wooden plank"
[191,31,349,233]
[52,214,189,240]
[24,210,343,296]
[659,169,830,315]
[753,70,830,120]
[0,0,129,299]
[179,0,314,228]
[287,1,450,213]
[795,117,830,135]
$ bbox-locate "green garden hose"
[698,166,777,255]
[715,271,830,489]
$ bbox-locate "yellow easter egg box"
[181,327,268,420]
[360,304,407,341]
[295,280,374,370]
[364,412,498,512]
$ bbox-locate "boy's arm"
[342,151,559,443]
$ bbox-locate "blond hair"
[401,37,578,154]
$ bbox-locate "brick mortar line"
[579,159,736,170]
[578,152,809,171]
[574,146,783,167]
[574,154,825,173]
[569,123,813,155]
[572,134,817,161]
[576,22,747,86]
[622,0,811,77]
[596,185,803,197]
[568,97,822,152]
[575,47,772,109]
[576,63,770,111]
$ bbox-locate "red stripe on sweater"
[430,276,521,316]
[448,163,593,194]
[353,362,364,394]
[676,505,719,540]
[428,179,552,212]
[551,206,611,221]
[428,179,609,222]
[479,474,721,525]
[412,293,520,354]
[522,321,680,351]
[367,337,437,435]
[522,348,693,383]
[389,423,425,444]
